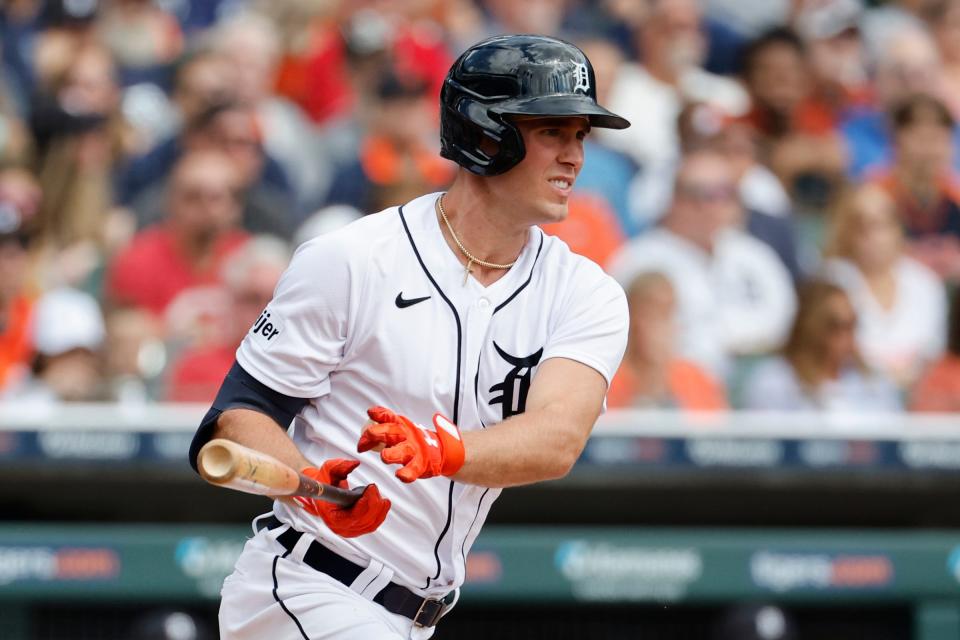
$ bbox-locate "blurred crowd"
[2,0,960,414]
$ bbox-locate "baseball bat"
[197,438,365,507]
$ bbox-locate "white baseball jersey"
[236,191,628,597]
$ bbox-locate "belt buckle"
[413,597,445,628]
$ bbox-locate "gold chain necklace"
[437,194,517,284]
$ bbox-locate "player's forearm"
[452,409,589,488]
[213,408,313,472]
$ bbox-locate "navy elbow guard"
[187,361,309,472]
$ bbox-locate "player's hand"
[294,459,391,537]
[357,406,465,483]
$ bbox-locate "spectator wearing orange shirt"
[608,271,727,410]
[106,149,249,319]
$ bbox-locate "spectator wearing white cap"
[5,287,106,404]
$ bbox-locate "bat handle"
[297,475,367,507]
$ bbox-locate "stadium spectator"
[741,279,902,411]
[840,26,960,178]
[738,27,847,213]
[608,271,727,410]
[682,102,792,218]
[164,235,289,403]
[105,149,249,319]
[118,50,239,206]
[8,287,106,404]
[211,11,329,211]
[128,100,298,240]
[822,183,947,387]
[165,47,236,140]
[324,71,454,213]
[30,41,136,251]
[910,286,960,412]
[869,94,960,281]
[608,150,796,378]
[119,45,237,156]
[0,176,37,396]
[596,0,750,226]
[680,103,803,280]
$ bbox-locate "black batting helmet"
[439,34,630,176]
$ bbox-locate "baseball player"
[188,34,631,639]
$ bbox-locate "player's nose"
[558,136,585,171]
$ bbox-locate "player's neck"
[437,186,529,285]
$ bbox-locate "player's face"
[493,116,589,224]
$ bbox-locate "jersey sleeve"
[235,236,360,398]
[542,263,629,387]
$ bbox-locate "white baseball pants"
[219,526,437,640]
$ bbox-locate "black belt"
[258,515,452,628]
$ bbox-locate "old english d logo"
[488,342,544,419]
[572,62,590,94]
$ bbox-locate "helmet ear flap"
[486,112,525,175]
[440,92,526,176]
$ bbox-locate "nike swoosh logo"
[395,292,431,308]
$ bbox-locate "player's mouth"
[547,177,574,197]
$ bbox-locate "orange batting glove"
[293,459,391,537]
[357,406,465,483]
